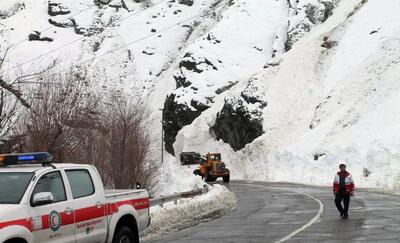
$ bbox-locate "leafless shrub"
[95,91,157,190]
[17,68,157,191]
[1,44,157,190]
[0,89,20,138]
[21,70,94,162]
[0,46,56,149]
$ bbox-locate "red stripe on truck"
[0,197,149,232]
[106,202,119,215]
[0,218,32,231]
[75,205,105,222]
[116,198,150,210]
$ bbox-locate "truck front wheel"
[113,226,137,243]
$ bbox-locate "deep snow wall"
[173,0,400,194]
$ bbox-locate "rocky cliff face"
[211,96,264,151]
[161,0,341,154]
[210,77,266,151]
[163,93,209,155]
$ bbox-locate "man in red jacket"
[333,163,354,219]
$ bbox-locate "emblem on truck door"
[49,211,61,231]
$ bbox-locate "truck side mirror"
[32,192,54,206]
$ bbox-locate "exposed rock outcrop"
[179,0,194,7]
[211,96,264,151]
[211,77,267,151]
[48,1,71,16]
[28,31,54,42]
[70,18,105,36]
[163,94,209,155]
[0,2,25,20]
[285,0,340,51]
[173,52,218,88]
[215,81,238,95]
[48,19,73,28]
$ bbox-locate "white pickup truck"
[0,152,150,243]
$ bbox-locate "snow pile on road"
[141,184,237,241]
[155,153,207,195]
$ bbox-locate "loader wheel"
[205,171,213,182]
[204,172,209,182]
[223,175,230,183]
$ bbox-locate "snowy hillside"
[174,0,400,193]
[1,0,399,193]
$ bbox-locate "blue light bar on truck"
[18,155,35,161]
[0,152,53,167]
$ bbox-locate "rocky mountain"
[1,0,399,193]
[173,0,400,193]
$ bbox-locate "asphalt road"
[147,181,400,243]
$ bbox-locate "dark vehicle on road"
[180,152,204,165]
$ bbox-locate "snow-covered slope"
[175,0,400,193]
[1,0,399,193]
[1,0,225,94]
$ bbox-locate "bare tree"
[0,48,23,140]
[0,46,56,143]
[97,91,157,190]
[1,47,157,191]
[0,47,56,110]
[21,70,95,161]
[0,89,20,138]
[18,69,157,190]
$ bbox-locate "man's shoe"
[340,212,344,218]
[343,214,348,219]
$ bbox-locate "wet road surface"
[147,181,400,243]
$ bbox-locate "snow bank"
[256,0,400,193]
[156,153,207,195]
[141,184,237,241]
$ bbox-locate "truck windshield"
[0,172,33,204]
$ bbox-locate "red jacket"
[333,171,354,195]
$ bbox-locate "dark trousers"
[335,193,350,215]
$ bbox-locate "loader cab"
[206,153,221,162]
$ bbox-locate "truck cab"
[0,152,150,243]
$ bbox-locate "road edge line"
[275,191,324,243]
[240,183,324,243]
